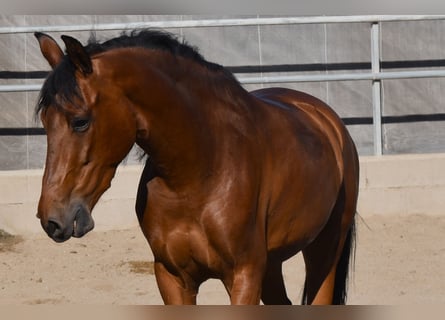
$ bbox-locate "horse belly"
[266,187,337,258]
[263,150,341,259]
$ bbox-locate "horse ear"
[34,32,64,69]
[61,35,93,75]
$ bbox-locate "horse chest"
[146,217,223,276]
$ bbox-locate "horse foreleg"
[154,262,198,305]
[224,264,265,305]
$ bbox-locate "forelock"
[36,56,81,115]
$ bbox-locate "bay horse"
[34,29,359,305]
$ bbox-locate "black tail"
[301,219,356,305]
[332,220,356,304]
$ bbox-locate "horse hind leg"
[261,259,292,304]
[301,183,357,305]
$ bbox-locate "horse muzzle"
[39,202,95,243]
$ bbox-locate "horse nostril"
[47,219,61,237]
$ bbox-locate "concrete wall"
[1,16,445,170]
[1,154,445,236]
[0,165,143,235]
[358,153,445,216]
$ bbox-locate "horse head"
[35,33,137,242]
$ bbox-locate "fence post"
[371,22,383,156]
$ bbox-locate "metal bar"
[371,23,383,156]
[3,69,445,92]
[368,69,445,80]
[0,84,43,92]
[238,70,445,84]
[1,15,445,34]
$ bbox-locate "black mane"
[36,29,238,115]
[86,29,223,71]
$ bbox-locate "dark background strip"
[2,113,445,136]
[1,60,445,79]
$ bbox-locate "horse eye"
[71,118,90,132]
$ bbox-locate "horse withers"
[34,30,359,305]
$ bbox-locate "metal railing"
[2,15,445,155]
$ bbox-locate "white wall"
[0,165,143,235]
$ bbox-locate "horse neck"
[106,49,233,188]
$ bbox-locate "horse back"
[251,87,357,177]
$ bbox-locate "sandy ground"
[0,213,444,305]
